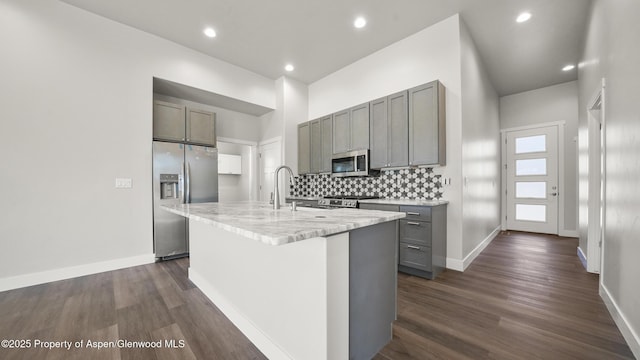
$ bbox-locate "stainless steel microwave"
[331,149,370,177]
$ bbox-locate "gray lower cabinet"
[359,203,447,279]
[333,103,370,154]
[298,122,311,174]
[408,80,446,166]
[153,100,216,147]
[369,91,408,169]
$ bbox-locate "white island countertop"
[162,201,405,246]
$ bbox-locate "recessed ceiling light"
[203,27,216,38]
[516,12,532,23]
[284,64,294,72]
[354,17,367,29]
[562,64,575,71]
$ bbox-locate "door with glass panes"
[506,125,559,234]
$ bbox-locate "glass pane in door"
[516,158,547,176]
[515,135,546,154]
[516,182,546,198]
[515,204,546,222]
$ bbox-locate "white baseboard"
[577,246,588,270]
[559,229,579,238]
[0,254,155,292]
[446,226,501,272]
[189,268,291,360]
[600,284,640,359]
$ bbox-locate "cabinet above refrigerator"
[153,100,217,147]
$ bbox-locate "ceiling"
[59,0,591,96]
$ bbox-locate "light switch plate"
[115,178,132,189]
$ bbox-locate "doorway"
[258,138,282,202]
[504,125,560,234]
[217,138,257,202]
[585,82,605,274]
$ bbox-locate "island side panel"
[349,220,398,360]
[187,219,349,360]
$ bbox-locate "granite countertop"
[358,199,449,206]
[161,201,405,246]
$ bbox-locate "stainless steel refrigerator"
[153,141,218,259]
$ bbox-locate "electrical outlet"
[440,177,451,186]
[115,178,132,189]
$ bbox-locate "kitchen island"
[162,201,405,360]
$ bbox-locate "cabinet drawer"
[399,242,432,271]
[400,206,431,222]
[399,220,431,246]
[359,203,400,212]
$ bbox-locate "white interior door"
[258,139,282,202]
[506,125,559,234]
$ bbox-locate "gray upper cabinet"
[298,122,311,174]
[320,115,333,173]
[310,119,322,173]
[350,103,370,151]
[388,91,409,167]
[332,110,350,154]
[370,91,408,169]
[153,100,186,142]
[154,100,217,147]
[304,115,333,174]
[332,103,370,154]
[369,97,388,169]
[186,107,216,147]
[408,81,446,166]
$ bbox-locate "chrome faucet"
[273,165,296,210]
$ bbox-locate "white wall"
[282,77,309,174]
[259,76,308,201]
[0,0,275,286]
[459,20,501,259]
[500,81,579,236]
[309,15,465,264]
[579,0,640,356]
[260,78,285,142]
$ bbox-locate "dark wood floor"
[0,231,634,359]
[375,231,635,360]
[0,258,266,360]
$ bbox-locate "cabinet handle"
[406,212,420,216]
[407,245,421,250]
[406,222,421,226]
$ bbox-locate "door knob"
[550,192,558,196]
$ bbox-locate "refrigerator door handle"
[186,161,191,203]
[181,161,186,204]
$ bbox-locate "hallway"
[376,231,634,359]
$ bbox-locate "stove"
[317,196,380,208]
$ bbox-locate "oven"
[317,196,380,208]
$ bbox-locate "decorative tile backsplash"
[290,168,443,200]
